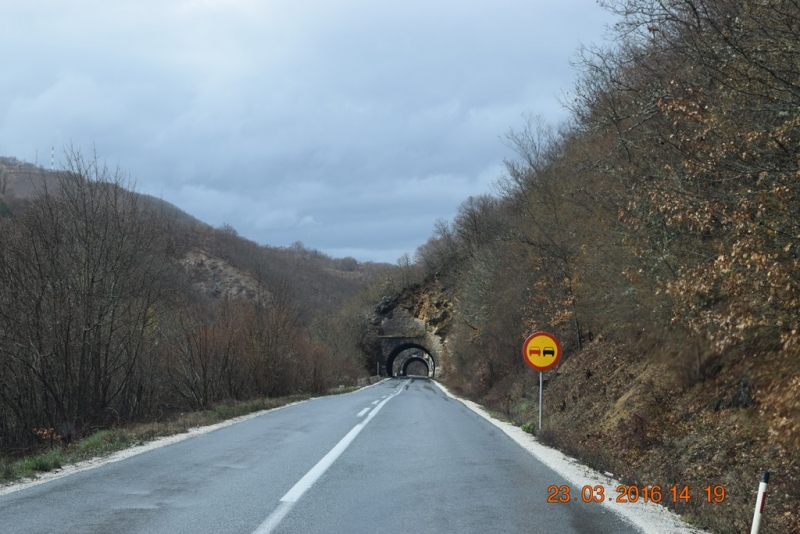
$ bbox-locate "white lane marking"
[252,501,292,534]
[252,383,406,534]
[371,400,379,405]
[0,399,310,498]
[356,407,370,417]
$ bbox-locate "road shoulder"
[434,380,702,534]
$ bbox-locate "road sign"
[522,332,561,371]
[522,331,562,431]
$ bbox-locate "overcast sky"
[1,0,616,263]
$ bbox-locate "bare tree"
[0,150,181,445]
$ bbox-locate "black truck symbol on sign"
[543,347,556,358]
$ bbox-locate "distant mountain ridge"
[0,155,393,321]
[0,152,395,454]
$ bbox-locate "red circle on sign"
[522,332,562,371]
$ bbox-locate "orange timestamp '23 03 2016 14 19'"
[546,484,726,504]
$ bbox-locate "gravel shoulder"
[435,381,703,534]
[2,378,704,533]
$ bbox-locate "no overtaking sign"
[522,332,561,371]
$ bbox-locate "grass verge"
[0,389,362,486]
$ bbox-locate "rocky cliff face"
[180,249,260,300]
[403,285,453,332]
[383,276,800,533]
[372,283,454,378]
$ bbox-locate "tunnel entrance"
[385,343,436,378]
[403,357,429,377]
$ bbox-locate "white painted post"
[750,471,769,534]
[538,371,543,432]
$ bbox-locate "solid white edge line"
[433,381,702,534]
[1,380,394,497]
[252,381,406,534]
[0,399,310,497]
[2,381,397,498]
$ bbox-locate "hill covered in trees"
[3,1,799,531]
[375,2,799,532]
[0,152,394,457]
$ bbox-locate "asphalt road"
[0,378,640,533]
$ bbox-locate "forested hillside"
[378,2,799,532]
[3,1,799,531]
[0,152,393,456]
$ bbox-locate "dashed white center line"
[252,383,406,534]
[371,400,379,405]
[356,407,370,417]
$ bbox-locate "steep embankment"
[540,337,799,533]
[392,283,798,533]
[386,3,800,532]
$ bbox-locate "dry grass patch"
[468,336,799,534]
[0,393,320,486]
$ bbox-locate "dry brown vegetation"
[379,2,800,532]
[3,1,799,529]
[0,151,392,461]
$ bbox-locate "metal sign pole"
[538,371,543,432]
[522,332,561,435]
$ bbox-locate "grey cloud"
[0,0,616,262]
